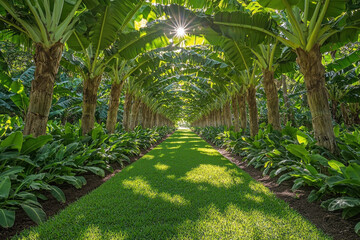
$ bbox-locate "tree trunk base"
[24,42,64,137]
[296,45,337,153]
[263,69,281,131]
[247,86,258,137]
[81,76,102,136]
[106,81,124,133]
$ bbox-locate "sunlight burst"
[175,26,187,38]
[165,5,197,40]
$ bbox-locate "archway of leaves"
[1,0,359,150]
[118,45,234,132]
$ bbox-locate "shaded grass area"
[15,130,330,240]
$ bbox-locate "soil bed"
[0,133,174,240]
[199,134,360,240]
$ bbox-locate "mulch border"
[1,132,175,240]
[197,133,360,240]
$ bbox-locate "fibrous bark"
[81,75,102,135]
[224,102,232,129]
[155,113,160,127]
[263,69,281,131]
[216,109,222,127]
[123,93,132,131]
[232,96,240,132]
[238,93,247,130]
[138,102,146,127]
[129,97,141,130]
[296,45,337,153]
[106,81,125,133]
[247,85,258,137]
[24,42,64,137]
[150,111,156,128]
[212,111,216,127]
[220,106,226,126]
[143,105,150,128]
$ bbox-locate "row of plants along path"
[0,119,175,232]
[193,123,360,236]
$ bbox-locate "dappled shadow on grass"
[17,130,329,240]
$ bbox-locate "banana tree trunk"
[213,110,217,127]
[212,111,216,126]
[238,93,247,130]
[123,93,132,131]
[81,75,102,135]
[296,45,337,153]
[138,102,146,127]
[146,107,152,128]
[220,106,225,126]
[129,98,140,130]
[106,81,125,133]
[247,85,258,137]
[224,102,232,128]
[208,112,212,126]
[263,69,281,131]
[216,109,222,127]
[134,101,142,127]
[150,111,155,128]
[143,105,147,128]
[232,96,240,132]
[143,105,149,128]
[154,113,159,127]
[23,42,64,137]
[210,111,214,126]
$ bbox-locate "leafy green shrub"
[0,122,175,228]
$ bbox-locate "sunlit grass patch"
[192,147,219,156]
[122,177,188,206]
[180,164,243,188]
[15,130,330,240]
[154,162,170,171]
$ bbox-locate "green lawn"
[15,129,330,240]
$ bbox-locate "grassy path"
[16,130,329,240]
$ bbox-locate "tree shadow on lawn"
[17,130,329,240]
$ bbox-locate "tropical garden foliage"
[0,0,359,237]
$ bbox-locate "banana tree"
[122,86,134,131]
[215,37,260,136]
[67,0,169,134]
[213,1,360,152]
[239,67,261,137]
[0,0,83,136]
[105,56,152,133]
[106,49,179,132]
[105,59,127,133]
[244,43,294,131]
[68,0,144,135]
[231,74,248,132]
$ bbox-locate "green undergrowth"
[15,130,330,240]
